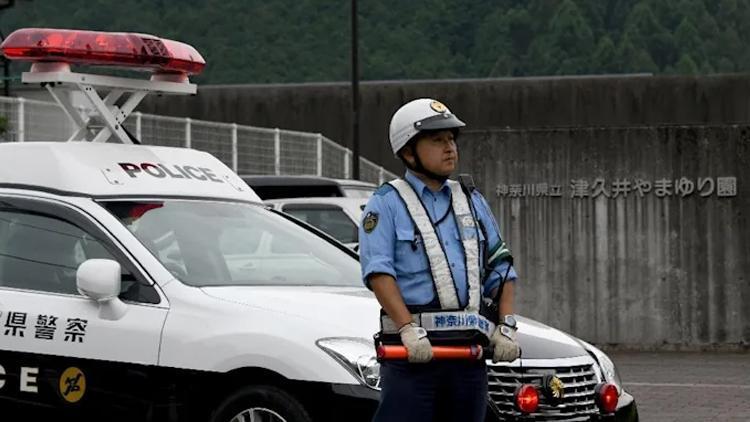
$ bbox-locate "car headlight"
[582,341,623,395]
[317,337,381,390]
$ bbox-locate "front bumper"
[612,391,639,421]
[320,384,638,422]
[322,385,638,422]
[486,391,638,421]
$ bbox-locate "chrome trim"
[486,355,605,422]
[487,355,597,369]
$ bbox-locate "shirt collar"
[404,170,451,197]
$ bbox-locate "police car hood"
[200,285,589,359]
[200,285,381,338]
[513,316,589,359]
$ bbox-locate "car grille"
[487,356,602,421]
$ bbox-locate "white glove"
[490,325,521,363]
[399,323,433,363]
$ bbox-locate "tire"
[211,385,313,422]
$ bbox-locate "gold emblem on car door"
[59,367,86,403]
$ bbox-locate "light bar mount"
[22,62,196,144]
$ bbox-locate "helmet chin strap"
[404,146,450,183]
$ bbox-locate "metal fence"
[0,96,396,185]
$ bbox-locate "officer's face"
[412,129,458,176]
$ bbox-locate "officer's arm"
[497,281,514,317]
[473,191,518,303]
[359,191,412,328]
[370,274,413,329]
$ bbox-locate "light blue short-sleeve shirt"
[359,171,517,307]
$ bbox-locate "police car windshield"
[102,200,361,287]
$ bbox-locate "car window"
[103,200,361,287]
[283,206,358,244]
[250,185,342,199]
[0,210,157,303]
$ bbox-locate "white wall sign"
[496,177,737,198]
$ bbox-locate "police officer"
[359,98,521,422]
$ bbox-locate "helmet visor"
[414,113,466,131]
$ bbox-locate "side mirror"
[76,259,128,320]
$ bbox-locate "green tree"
[644,0,682,31]
[528,0,596,75]
[473,9,513,77]
[622,2,675,69]
[675,53,699,73]
[592,36,617,73]
[604,0,641,36]
[674,18,702,59]
[1,0,749,82]
[615,34,659,73]
[506,8,535,67]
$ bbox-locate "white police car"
[0,141,383,422]
[0,28,637,422]
[0,27,382,422]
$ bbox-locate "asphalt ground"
[608,351,750,422]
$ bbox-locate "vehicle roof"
[0,142,260,202]
[334,178,378,188]
[240,174,376,188]
[265,197,368,207]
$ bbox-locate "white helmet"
[388,98,466,155]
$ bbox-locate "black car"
[241,175,377,200]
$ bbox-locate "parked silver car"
[265,197,367,249]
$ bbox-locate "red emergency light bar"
[1,28,205,75]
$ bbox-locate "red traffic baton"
[376,344,487,360]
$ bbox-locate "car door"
[0,195,168,416]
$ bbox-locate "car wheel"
[211,385,312,422]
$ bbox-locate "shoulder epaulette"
[374,183,395,196]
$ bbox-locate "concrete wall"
[459,125,749,348]
[140,74,750,176]
[140,74,750,348]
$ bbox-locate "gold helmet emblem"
[430,100,447,113]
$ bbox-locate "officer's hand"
[490,325,520,363]
[398,323,433,363]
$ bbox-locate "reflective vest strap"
[388,179,460,310]
[447,180,481,312]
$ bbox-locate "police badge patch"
[363,211,379,233]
